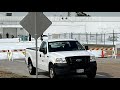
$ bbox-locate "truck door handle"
[40,54,41,57]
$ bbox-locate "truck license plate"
[76,69,84,73]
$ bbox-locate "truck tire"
[28,61,36,75]
[49,64,57,78]
[86,69,96,79]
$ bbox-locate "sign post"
[34,12,38,78]
[20,12,52,78]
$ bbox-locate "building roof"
[0,16,120,22]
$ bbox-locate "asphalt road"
[0,58,120,78]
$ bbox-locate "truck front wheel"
[49,64,57,78]
[86,69,96,78]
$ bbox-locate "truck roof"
[44,39,78,42]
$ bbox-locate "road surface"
[0,57,120,78]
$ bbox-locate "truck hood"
[49,50,93,58]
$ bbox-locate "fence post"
[78,33,80,40]
[113,29,115,46]
[64,33,66,38]
[58,34,60,39]
[96,33,97,44]
[104,33,105,45]
[71,33,73,39]
[90,32,91,40]
[87,33,89,44]
[86,32,88,44]
[101,33,103,42]
[69,33,70,39]
[86,32,87,44]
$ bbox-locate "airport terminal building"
[0,16,28,38]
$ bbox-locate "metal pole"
[101,33,102,42]
[87,33,89,44]
[69,33,71,39]
[35,12,38,78]
[71,33,73,39]
[96,33,97,44]
[90,32,91,40]
[86,32,88,44]
[35,37,38,78]
[78,33,80,40]
[104,33,105,46]
[85,32,87,42]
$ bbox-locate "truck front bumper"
[54,61,97,75]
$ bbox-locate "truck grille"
[65,56,90,69]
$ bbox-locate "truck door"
[39,41,48,71]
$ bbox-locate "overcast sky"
[1,12,120,16]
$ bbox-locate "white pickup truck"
[25,39,97,78]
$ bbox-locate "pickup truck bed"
[26,47,39,51]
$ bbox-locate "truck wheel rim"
[50,68,54,78]
[28,64,32,73]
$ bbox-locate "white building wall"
[1,16,120,37]
[43,17,120,34]
[0,28,3,34]
[0,28,3,38]
[17,28,29,37]
[3,28,17,38]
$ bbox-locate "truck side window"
[40,42,47,54]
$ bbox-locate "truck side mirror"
[85,46,88,50]
[39,48,47,54]
[40,35,43,41]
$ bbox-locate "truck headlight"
[90,56,96,61]
[56,58,66,63]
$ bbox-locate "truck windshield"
[48,41,85,52]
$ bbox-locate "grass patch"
[0,71,29,78]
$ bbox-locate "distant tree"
[76,12,90,17]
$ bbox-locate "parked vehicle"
[25,39,97,78]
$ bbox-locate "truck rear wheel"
[28,61,36,75]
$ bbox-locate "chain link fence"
[47,32,120,45]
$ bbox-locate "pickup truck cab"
[25,39,97,78]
